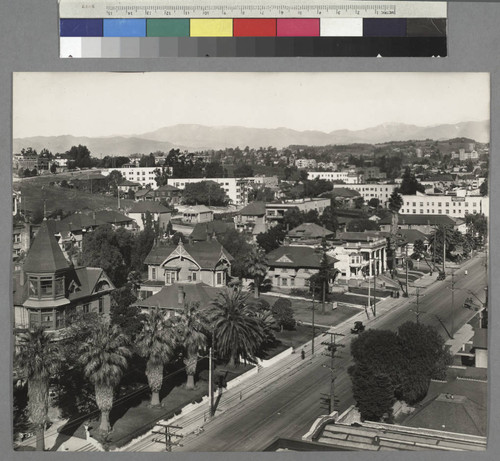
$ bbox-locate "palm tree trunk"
[28,378,49,451]
[35,425,45,451]
[95,385,114,433]
[146,360,164,407]
[184,353,198,390]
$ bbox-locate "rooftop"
[267,245,338,269]
[23,220,71,273]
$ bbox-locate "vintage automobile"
[351,321,365,334]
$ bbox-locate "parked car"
[351,321,365,334]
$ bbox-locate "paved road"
[176,255,487,452]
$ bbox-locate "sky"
[13,72,489,138]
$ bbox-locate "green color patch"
[147,19,190,37]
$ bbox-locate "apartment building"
[308,171,361,184]
[400,191,489,218]
[332,183,398,206]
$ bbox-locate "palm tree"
[245,245,268,298]
[174,303,208,390]
[135,308,175,406]
[207,288,265,367]
[79,321,132,434]
[388,190,404,274]
[15,326,61,451]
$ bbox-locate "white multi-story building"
[308,171,361,184]
[295,158,317,169]
[169,177,263,205]
[101,166,171,189]
[332,183,398,206]
[400,191,488,218]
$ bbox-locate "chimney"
[177,286,185,306]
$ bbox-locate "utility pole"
[152,423,183,452]
[312,282,316,355]
[409,286,425,324]
[442,226,446,275]
[321,331,344,414]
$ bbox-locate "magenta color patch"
[277,19,320,37]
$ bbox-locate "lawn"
[14,177,135,216]
[261,295,361,327]
[56,358,253,450]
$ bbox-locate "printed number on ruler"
[59,1,447,19]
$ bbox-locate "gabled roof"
[23,220,71,273]
[190,221,234,241]
[396,229,428,244]
[58,213,105,231]
[288,223,335,240]
[134,283,218,310]
[144,241,234,269]
[379,214,456,227]
[267,245,338,269]
[94,210,134,224]
[239,201,266,216]
[183,205,212,214]
[128,202,171,214]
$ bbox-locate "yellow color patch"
[190,19,233,37]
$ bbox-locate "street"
[173,254,487,452]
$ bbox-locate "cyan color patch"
[103,19,146,37]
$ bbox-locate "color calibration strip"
[59,1,447,57]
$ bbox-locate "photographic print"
[12,72,489,452]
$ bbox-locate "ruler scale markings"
[60,1,446,19]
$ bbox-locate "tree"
[399,167,425,195]
[206,288,265,367]
[66,145,92,169]
[245,245,268,299]
[79,321,132,434]
[480,179,488,196]
[183,181,228,206]
[110,286,145,341]
[398,322,452,403]
[320,206,338,234]
[80,225,128,286]
[271,298,296,331]
[15,326,61,451]
[174,303,208,389]
[234,164,254,177]
[135,308,175,406]
[346,218,379,232]
[388,190,404,273]
[217,229,252,279]
[256,224,286,253]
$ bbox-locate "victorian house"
[13,220,115,331]
[138,239,234,307]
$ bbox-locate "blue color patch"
[363,19,407,37]
[103,19,146,37]
[60,19,103,37]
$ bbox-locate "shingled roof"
[23,220,71,273]
[238,201,266,216]
[288,223,335,240]
[144,240,234,268]
[267,245,338,269]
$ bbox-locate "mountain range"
[13,121,489,156]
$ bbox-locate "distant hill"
[13,121,489,155]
